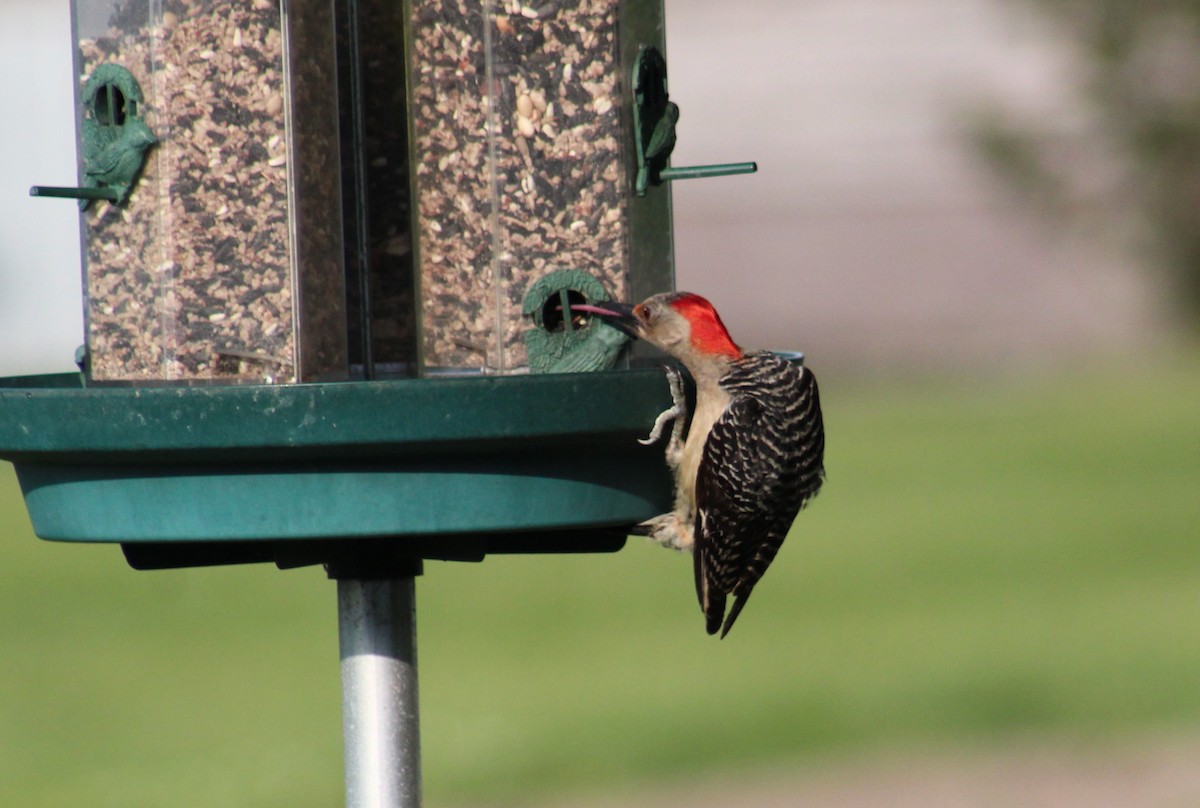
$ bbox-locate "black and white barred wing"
[693,352,825,638]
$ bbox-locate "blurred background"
[1,0,1198,806]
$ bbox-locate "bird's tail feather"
[696,547,726,635]
[718,595,750,639]
[705,599,725,636]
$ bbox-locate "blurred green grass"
[1,354,1198,807]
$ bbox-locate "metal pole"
[338,576,422,808]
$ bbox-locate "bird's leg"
[662,367,687,469]
[633,368,691,553]
[639,366,687,466]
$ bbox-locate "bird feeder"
[12,0,759,805]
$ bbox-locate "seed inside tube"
[411,0,634,370]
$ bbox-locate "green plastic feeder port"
[522,270,631,374]
[632,46,758,197]
[30,64,157,208]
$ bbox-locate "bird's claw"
[634,512,694,552]
[639,366,686,446]
[637,412,676,446]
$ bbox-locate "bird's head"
[126,120,158,150]
[576,292,742,375]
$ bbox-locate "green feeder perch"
[9,0,766,806]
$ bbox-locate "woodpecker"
[580,292,825,638]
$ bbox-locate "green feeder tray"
[0,370,674,569]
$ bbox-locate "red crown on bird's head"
[662,293,742,359]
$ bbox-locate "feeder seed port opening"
[30,64,157,208]
[523,269,631,374]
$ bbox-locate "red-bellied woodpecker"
[579,292,825,638]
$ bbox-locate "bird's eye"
[637,304,653,322]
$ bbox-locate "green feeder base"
[0,370,674,569]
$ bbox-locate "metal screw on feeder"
[7,1,758,806]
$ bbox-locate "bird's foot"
[632,513,694,553]
[639,366,687,448]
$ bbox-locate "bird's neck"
[680,353,736,390]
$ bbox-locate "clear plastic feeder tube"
[71,0,346,384]
[408,0,648,373]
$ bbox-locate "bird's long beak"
[569,302,640,337]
